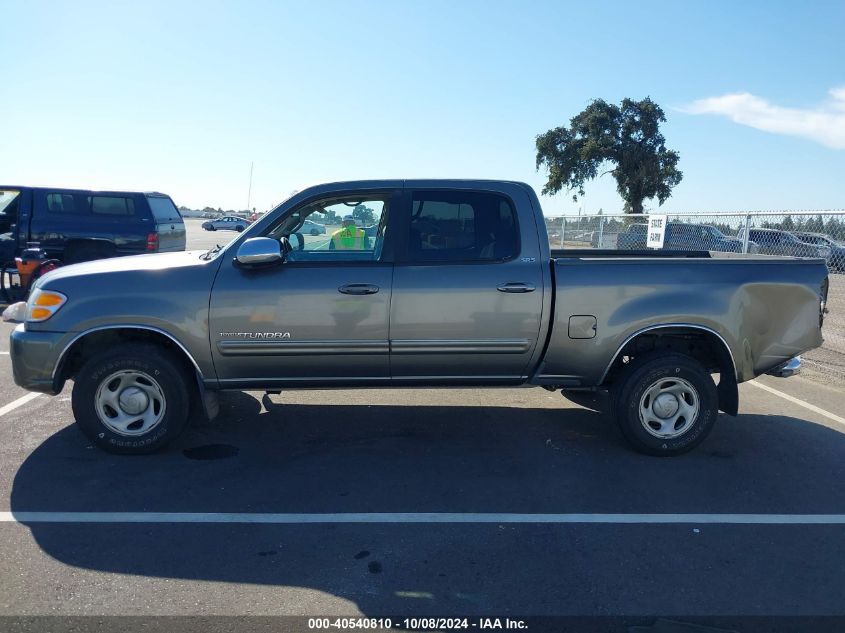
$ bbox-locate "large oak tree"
[535,98,682,214]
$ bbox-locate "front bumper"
[10,323,68,394]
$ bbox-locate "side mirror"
[235,237,283,267]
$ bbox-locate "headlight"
[27,289,68,322]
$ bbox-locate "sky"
[1,0,843,215]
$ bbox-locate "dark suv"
[664,222,753,253]
[0,187,185,264]
[617,222,756,253]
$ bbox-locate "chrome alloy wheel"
[94,370,167,436]
[638,377,700,439]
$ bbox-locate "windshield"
[0,190,20,215]
[0,190,20,236]
[799,234,834,246]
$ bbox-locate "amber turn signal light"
[27,289,68,323]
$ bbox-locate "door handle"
[497,282,536,293]
[338,283,380,295]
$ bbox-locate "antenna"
[246,161,254,211]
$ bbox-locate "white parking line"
[0,392,41,418]
[2,512,845,525]
[748,380,845,428]
[0,351,9,355]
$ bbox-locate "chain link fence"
[545,211,845,379]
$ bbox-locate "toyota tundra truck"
[9,180,829,456]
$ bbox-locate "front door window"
[264,195,389,262]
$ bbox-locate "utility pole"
[246,161,254,211]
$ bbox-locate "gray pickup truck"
[10,180,829,456]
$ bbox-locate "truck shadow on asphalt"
[9,390,845,615]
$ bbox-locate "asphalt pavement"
[0,220,844,629]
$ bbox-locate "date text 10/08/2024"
[307,617,528,630]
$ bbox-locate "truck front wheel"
[613,352,718,456]
[71,344,191,454]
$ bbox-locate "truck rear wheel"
[613,352,718,456]
[71,344,191,454]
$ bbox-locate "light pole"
[246,161,254,211]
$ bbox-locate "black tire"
[310,229,319,236]
[71,343,192,454]
[612,352,718,456]
[236,225,244,232]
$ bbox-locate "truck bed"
[540,252,828,387]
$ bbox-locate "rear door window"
[147,196,182,222]
[408,191,518,262]
[39,191,91,216]
[46,193,78,214]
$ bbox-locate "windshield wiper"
[201,244,223,261]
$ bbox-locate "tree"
[322,209,340,225]
[535,97,682,214]
[806,215,825,233]
[352,204,376,226]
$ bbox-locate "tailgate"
[146,194,186,252]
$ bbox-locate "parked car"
[664,223,759,253]
[618,222,756,253]
[11,180,828,457]
[738,228,831,260]
[617,223,648,249]
[0,186,185,265]
[793,232,845,272]
[201,216,250,232]
[301,219,326,236]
